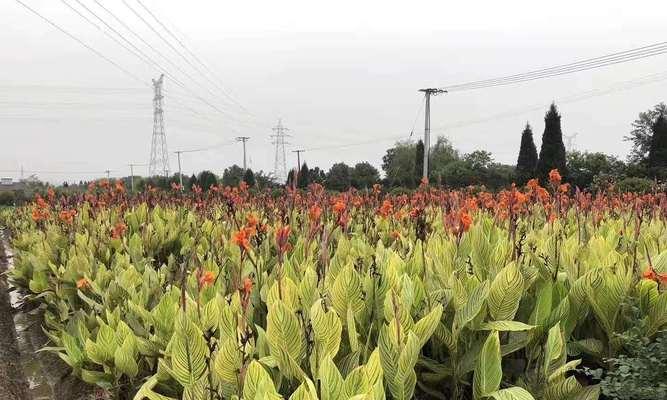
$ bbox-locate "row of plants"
[1,173,666,399]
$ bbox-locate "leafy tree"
[415,139,424,183]
[429,136,460,184]
[243,168,256,187]
[222,165,244,187]
[325,162,352,191]
[308,167,327,185]
[625,103,667,165]
[648,113,667,179]
[351,162,380,189]
[439,160,477,188]
[197,170,218,190]
[566,151,625,189]
[464,150,493,170]
[515,123,538,185]
[536,103,567,184]
[254,170,276,189]
[298,163,310,189]
[382,140,416,188]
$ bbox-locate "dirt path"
[0,233,30,400]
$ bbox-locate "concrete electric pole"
[236,136,250,171]
[418,88,447,181]
[175,150,184,190]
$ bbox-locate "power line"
[14,0,149,87]
[133,0,251,115]
[120,0,246,114]
[304,68,667,154]
[439,41,667,92]
[435,68,667,132]
[62,0,250,126]
[173,140,237,154]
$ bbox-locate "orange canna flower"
[31,207,50,222]
[460,211,473,232]
[309,205,322,223]
[514,191,528,205]
[548,213,557,223]
[526,178,540,190]
[549,169,562,185]
[275,224,291,254]
[642,265,658,281]
[239,181,249,192]
[379,200,393,218]
[198,271,216,288]
[242,276,253,293]
[171,182,182,191]
[76,278,90,289]
[332,200,346,214]
[246,214,259,228]
[390,230,401,240]
[59,209,76,225]
[232,229,251,251]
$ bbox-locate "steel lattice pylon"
[149,74,170,177]
[271,119,290,183]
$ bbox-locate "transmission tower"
[565,133,579,152]
[149,74,170,177]
[271,119,290,183]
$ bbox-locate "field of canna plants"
[1,172,666,400]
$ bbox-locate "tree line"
[5,100,663,204]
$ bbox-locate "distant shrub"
[614,177,654,193]
[0,191,16,206]
[389,187,411,196]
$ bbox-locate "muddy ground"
[0,234,30,400]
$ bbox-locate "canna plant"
[1,177,666,399]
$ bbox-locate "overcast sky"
[2,0,667,183]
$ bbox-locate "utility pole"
[149,74,170,177]
[105,169,111,180]
[418,88,447,180]
[128,163,147,193]
[128,164,136,192]
[292,149,305,186]
[236,136,250,171]
[292,149,304,171]
[175,150,184,190]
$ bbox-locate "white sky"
[2,0,667,183]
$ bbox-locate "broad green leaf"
[489,263,524,321]
[473,331,501,399]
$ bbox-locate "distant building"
[0,175,39,192]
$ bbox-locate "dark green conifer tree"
[515,123,538,185]
[243,168,256,187]
[414,139,424,185]
[536,103,567,183]
[298,163,310,189]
